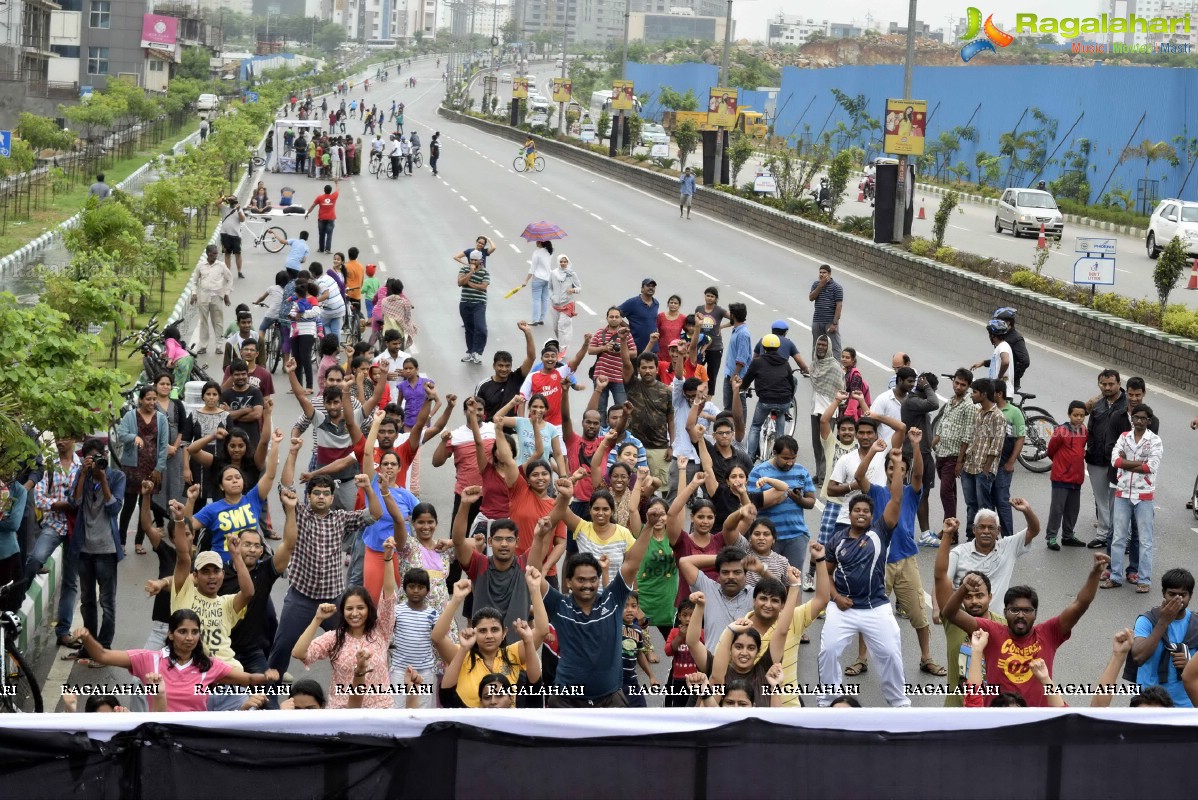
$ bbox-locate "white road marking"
[469,204,478,212]
[612,225,626,233]
[366,229,374,238]
[509,243,521,252]
[371,244,380,254]
[572,203,583,209]
[481,216,491,224]
[590,213,602,220]
[738,291,764,305]
[696,269,719,281]
[556,194,567,200]
[451,188,459,194]
[493,230,505,238]
[663,253,682,263]
[576,301,597,316]
[542,186,551,192]
[460,196,468,202]
[361,217,369,226]
[635,238,652,247]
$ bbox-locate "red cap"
[365,263,377,276]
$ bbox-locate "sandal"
[920,658,947,677]
[1099,579,1122,589]
[1136,584,1151,593]
[844,660,868,676]
[135,546,147,555]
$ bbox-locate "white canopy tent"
[271,118,326,174]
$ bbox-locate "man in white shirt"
[387,135,402,179]
[188,244,233,355]
[947,502,1040,615]
[311,262,346,341]
[972,319,1013,383]
[400,136,413,174]
[827,409,906,528]
[869,366,915,445]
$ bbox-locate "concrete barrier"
[439,107,1198,394]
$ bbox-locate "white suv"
[1146,199,1198,258]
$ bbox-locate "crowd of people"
[4,91,1198,715]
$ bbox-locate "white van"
[197,93,218,119]
[525,74,537,90]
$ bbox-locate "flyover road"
[39,58,1198,711]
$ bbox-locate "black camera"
[611,340,621,352]
[225,196,239,206]
[93,456,108,471]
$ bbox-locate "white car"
[528,112,550,129]
[1146,199,1198,258]
[500,72,512,83]
[994,188,1064,238]
[640,123,668,147]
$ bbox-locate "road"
[37,55,1198,711]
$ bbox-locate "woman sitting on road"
[246,185,272,215]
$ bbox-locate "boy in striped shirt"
[391,567,439,709]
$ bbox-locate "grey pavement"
[39,54,1198,710]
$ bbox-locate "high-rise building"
[1106,0,1198,46]
[521,0,625,45]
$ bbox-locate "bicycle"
[375,156,399,180]
[342,303,364,347]
[254,305,284,373]
[412,149,423,169]
[241,215,287,254]
[514,153,545,173]
[933,373,1057,473]
[742,369,805,461]
[0,581,45,713]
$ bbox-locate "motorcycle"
[808,185,832,214]
[860,175,876,203]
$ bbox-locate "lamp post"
[711,0,732,185]
[558,0,568,134]
[892,0,917,242]
[614,0,630,154]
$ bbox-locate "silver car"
[994,188,1064,238]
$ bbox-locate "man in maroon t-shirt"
[944,552,1107,706]
[305,176,340,254]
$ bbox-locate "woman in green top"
[631,491,676,640]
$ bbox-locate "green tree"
[17,112,74,153]
[1121,139,1180,184]
[729,132,755,185]
[179,46,212,80]
[1050,138,1093,204]
[824,148,853,219]
[1155,235,1188,321]
[0,295,127,476]
[658,87,698,112]
[37,254,143,334]
[974,150,1001,187]
[932,191,959,248]
[673,119,699,169]
[315,22,347,53]
[500,17,517,43]
[597,109,611,142]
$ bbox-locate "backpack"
[1123,608,1198,683]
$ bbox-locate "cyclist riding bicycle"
[523,137,537,172]
[992,307,1029,390]
[740,333,799,461]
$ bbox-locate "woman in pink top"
[74,609,279,712]
[292,536,398,709]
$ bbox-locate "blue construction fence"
[624,61,1198,201]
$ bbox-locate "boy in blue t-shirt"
[854,430,945,677]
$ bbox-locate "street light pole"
[559,0,568,134]
[893,0,917,242]
[614,0,630,154]
[711,0,732,185]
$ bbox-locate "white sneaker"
[471,353,483,363]
[918,531,941,548]
[461,353,474,362]
[802,574,815,591]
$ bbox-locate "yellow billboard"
[611,80,635,111]
[883,98,927,156]
[707,87,738,128]
[512,77,529,100]
[551,77,572,103]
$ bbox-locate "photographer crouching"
[219,194,247,279]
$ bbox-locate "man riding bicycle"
[740,333,799,461]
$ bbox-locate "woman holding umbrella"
[522,241,554,326]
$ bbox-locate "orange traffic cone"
[1187,258,1198,290]
[917,199,926,220]
[1036,223,1047,249]
[857,189,865,202]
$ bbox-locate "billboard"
[551,77,572,104]
[512,76,529,99]
[707,87,738,128]
[141,14,179,52]
[611,80,635,111]
[883,98,927,156]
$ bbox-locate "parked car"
[500,72,512,83]
[640,123,668,147]
[994,187,1064,238]
[1146,199,1198,258]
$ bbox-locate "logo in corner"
[959,7,1014,62]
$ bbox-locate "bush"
[908,237,935,257]
[1163,306,1198,339]
[839,215,873,236]
[934,246,957,264]
[1056,198,1149,228]
[932,191,959,248]
[631,153,651,162]
[652,157,677,170]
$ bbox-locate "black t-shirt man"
[221,558,282,663]
[475,370,526,422]
[221,385,265,447]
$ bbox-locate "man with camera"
[58,439,125,661]
[219,195,246,279]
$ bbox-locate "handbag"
[553,301,577,318]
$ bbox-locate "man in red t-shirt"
[943,552,1107,706]
[519,340,589,425]
[304,176,340,254]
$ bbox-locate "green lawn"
[0,120,200,257]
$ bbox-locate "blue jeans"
[772,535,809,571]
[991,466,1014,538]
[77,553,118,648]
[268,585,341,674]
[1110,497,1154,586]
[323,310,343,341]
[748,401,791,462]
[459,301,488,356]
[598,381,627,420]
[961,471,995,539]
[317,218,335,252]
[23,524,63,582]
[530,278,550,323]
[55,547,80,639]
